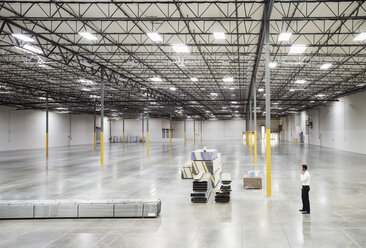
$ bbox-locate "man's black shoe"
[299,209,305,212]
[302,211,310,214]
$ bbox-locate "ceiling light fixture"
[11,33,35,42]
[78,79,94,85]
[170,87,177,91]
[289,44,307,54]
[258,88,264,92]
[223,77,234,82]
[229,87,235,90]
[269,62,277,68]
[278,32,292,41]
[190,77,198,82]
[316,94,325,97]
[147,32,162,42]
[289,89,295,92]
[320,63,332,70]
[78,32,98,41]
[353,32,366,41]
[210,93,218,97]
[150,77,162,82]
[172,44,190,53]
[295,80,306,84]
[213,32,226,40]
[231,101,238,104]
[23,44,43,54]
[82,87,92,92]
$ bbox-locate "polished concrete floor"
[0,139,365,248]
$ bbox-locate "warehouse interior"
[0,0,366,247]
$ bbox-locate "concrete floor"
[0,140,365,248]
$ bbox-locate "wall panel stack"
[191,173,212,203]
[215,173,232,203]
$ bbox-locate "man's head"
[302,164,308,171]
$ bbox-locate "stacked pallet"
[181,161,194,179]
[215,173,232,203]
[243,170,262,189]
[191,173,212,203]
[191,149,222,187]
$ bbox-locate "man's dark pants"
[301,185,310,213]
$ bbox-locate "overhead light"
[150,77,162,82]
[190,77,198,82]
[23,44,43,54]
[222,107,227,109]
[80,59,93,67]
[273,102,278,105]
[213,32,226,40]
[289,89,295,92]
[278,32,292,41]
[353,32,366,41]
[295,80,306,84]
[38,64,53,69]
[320,63,332,70]
[357,83,366,87]
[289,44,307,54]
[38,97,47,101]
[210,93,218,97]
[205,110,211,113]
[89,94,100,99]
[223,77,234,82]
[316,94,325,97]
[172,44,190,53]
[258,88,264,92]
[231,101,238,104]
[269,62,277,68]
[78,32,97,41]
[78,79,94,85]
[11,33,35,42]
[170,87,177,91]
[310,101,315,103]
[82,87,92,92]
[229,87,235,90]
[56,107,67,111]
[147,32,162,42]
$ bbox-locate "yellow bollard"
[266,129,271,196]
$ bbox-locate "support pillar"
[184,116,186,146]
[193,119,196,144]
[265,14,271,197]
[93,102,96,151]
[122,114,125,145]
[146,93,149,155]
[46,92,49,158]
[253,79,258,165]
[141,115,144,143]
[170,113,172,150]
[249,99,253,155]
[100,68,104,166]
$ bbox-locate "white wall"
[0,106,110,151]
[280,91,366,154]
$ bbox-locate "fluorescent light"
[147,32,162,42]
[278,32,292,41]
[190,77,198,82]
[320,63,332,70]
[231,101,238,104]
[353,32,366,41]
[258,88,264,92]
[289,44,307,54]
[316,94,325,97]
[213,32,226,40]
[150,77,162,82]
[38,97,47,101]
[81,87,92,91]
[56,107,67,111]
[289,89,295,92]
[38,64,53,69]
[11,33,35,42]
[223,77,234,82]
[210,93,218,97]
[78,79,94,85]
[78,32,97,41]
[170,87,177,91]
[295,80,306,84]
[269,62,277,68]
[229,87,235,90]
[310,101,315,103]
[23,44,43,54]
[89,94,100,99]
[357,83,366,87]
[172,44,190,53]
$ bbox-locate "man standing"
[299,164,310,214]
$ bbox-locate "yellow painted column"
[123,132,125,144]
[46,132,49,157]
[249,131,253,155]
[266,129,271,196]
[94,132,96,151]
[184,132,186,146]
[100,132,104,165]
[254,130,257,164]
[147,131,149,155]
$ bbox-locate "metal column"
[184,116,186,146]
[122,114,125,145]
[200,120,203,145]
[46,92,49,158]
[253,79,258,165]
[264,13,271,197]
[93,102,96,151]
[170,113,172,150]
[249,99,253,155]
[193,119,196,144]
[100,68,104,166]
[141,115,144,143]
[245,114,249,146]
[146,93,149,155]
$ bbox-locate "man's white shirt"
[301,171,310,186]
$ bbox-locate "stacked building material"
[191,150,222,187]
[0,199,161,219]
[243,170,262,189]
[191,173,212,203]
[215,173,232,203]
[181,161,194,179]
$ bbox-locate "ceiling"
[0,0,365,120]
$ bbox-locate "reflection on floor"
[0,140,365,248]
